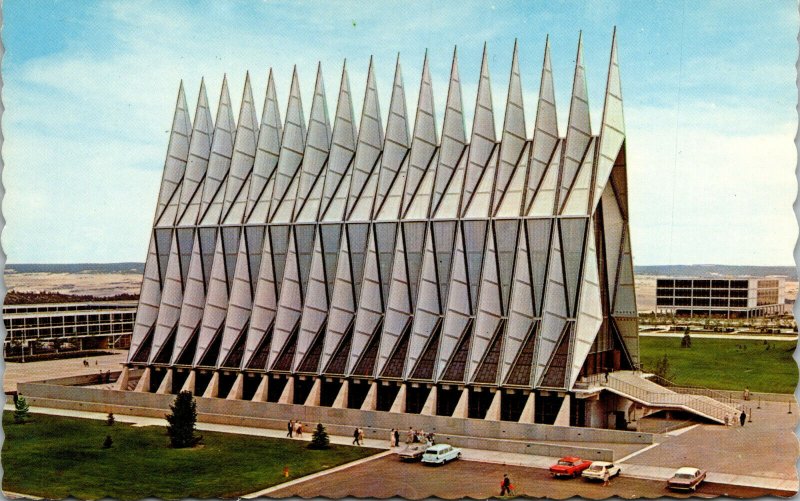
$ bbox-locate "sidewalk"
[7,404,798,494]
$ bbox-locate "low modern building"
[3,302,135,357]
[655,277,786,318]
[119,33,739,429]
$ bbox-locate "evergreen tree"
[165,391,202,448]
[13,396,30,424]
[308,423,330,450]
[102,435,113,449]
[107,412,115,426]
[680,332,692,348]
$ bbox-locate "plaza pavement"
[7,402,797,494]
[2,351,128,393]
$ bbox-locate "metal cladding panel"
[199,78,236,221]
[613,229,637,318]
[347,61,384,218]
[467,225,503,382]
[431,50,467,215]
[461,47,496,216]
[375,58,410,215]
[526,219,553,316]
[294,66,331,221]
[154,83,192,224]
[221,226,241,294]
[464,147,497,218]
[154,228,172,288]
[601,183,624,302]
[561,137,596,216]
[496,147,528,217]
[432,220,457,307]
[404,155,436,220]
[218,234,257,368]
[222,75,259,222]
[150,235,187,363]
[245,71,282,220]
[269,225,291,298]
[128,238,163,363]
[434,148,467,220]
[177,81,213,220]
[533,222,569,385]
[294,232,331,372]
[270,229,306,369]
[492,43,526,216]
[321,233,354,370]
[406,229,443,379]
[559,36,592,213]
[463,220,488,310]
[376,156,409,221]
[176,228,195,289]
[320,224,343,300]
[193,236,232,366]
[295,224,317,296]
[402,56,438,216]
[560,217,588,317]
[240,226,279,368]
[494,219,520,314]
[349,164,380,222]
[347,223,370,301]
[592,31,626,213]
[526,39,559,214]
[349,229,384,374]
[269,70,306,222]
[501,221,535,382]
[527,140,561,217]
[376,225,414,375]
[321,65,357,217]
[436,223,471,380]
[568,218,603,389]
[170,234,207,364]
[374,222,398,306]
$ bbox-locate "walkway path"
[3,351,128,393]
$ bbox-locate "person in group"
[500,473,512,496]
[743,387,751,401]
[358,427,364,445]
[739,410,747,426]
[353,427,360,446]
[724,414,730,426]
[602,467,611,487]
[287,419,294,438]
[389,428,396,447]
[295,421,303,437]
[394,428,400,448]
[406,427,414,444]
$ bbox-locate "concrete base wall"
[18,380,653,457]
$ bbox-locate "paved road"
[265,455,792,499]
[640,331,797,341]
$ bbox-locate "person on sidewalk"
[352,427,360,446]
[602,468,611,487]
[389,428,396,447]
[394,428,400,448]
[287,419,294,438]
[295,421,303,437]
[739,410,746,426]
[500,473,512,496]
[358,427,364,445]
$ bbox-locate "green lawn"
[2,413,379,500]
[640,336,798,394]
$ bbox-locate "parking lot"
[265,454,789,499]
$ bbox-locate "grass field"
[639,336,798,394]
[2,413,379,500]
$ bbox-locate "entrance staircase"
[600,371,741,424]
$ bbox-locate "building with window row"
[655,277,786,318]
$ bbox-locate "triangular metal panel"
[217,234,256,368]
[293,65,331,220]
[321,232,355,371]
[526,219,553,316]
[464,146,498,218]
[170,233,207,364]
[154,82,192,224]
[198,77,236,222]
[346,59,383,218]
[496,146,528,217]
[527,140,562,217]
[406,229,443,379]
[150,234,187,364]
[374,57,410,216]
[466,225,503,382]
[436,223,471,381]
[221,74,259,222]
[561,137,596,216]
[500,222,535,382]
[193,235,234,365]
[320,64,358,217]
[559,218,588,317]
[294,232,330,372]
[601,183,624,304]
[349,227,385,373]
[269,69,306,222]
[245,70,283,221]
[177,80,213,221]
[128,238,163,363]
[240,227,280,369]
[612,227,637,317]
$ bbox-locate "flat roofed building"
[655,277,786,318]
[123,32,663,428]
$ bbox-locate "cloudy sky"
[3,1,797,265]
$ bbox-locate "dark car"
[667,467,706,491]
[549,456,592,478]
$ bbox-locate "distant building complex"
[655,277,786,318]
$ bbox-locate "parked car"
[667,467,706,491]
[397,444,427,462]
[421,444,461,465]
[581,461,621,481]
[549,456,592,478]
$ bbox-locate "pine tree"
[107,412,115,426]
[308,423,330,450]
[165,391,202,448]
[102,435,113,449]
[13,396,30,424]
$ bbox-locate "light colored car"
[581,461,621,481]
[421,444,461,465]
[667,467,706,491]
[397,444,427,462]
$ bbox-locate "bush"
[680,333,692,348]
[13,396,30,424]
[165,391,202,448]
[107,412,115,426]
[308,423,330,450]
[102,435,113,449]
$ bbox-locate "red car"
[549,456,592,478]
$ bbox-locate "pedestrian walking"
[389,428,396,447]
[287,419,294,438]
[295,421,303,437]
[724,414,730,426]
[739,410,746,426]
[743,387,751,401]
[358,427,364,445]
[500,473,512,496]
[353,427,360,445]
[406,427,414,444]
[602,468,611,487]
[394,428,400,447]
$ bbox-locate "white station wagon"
[581,461,621,481]
[421,444,461,465]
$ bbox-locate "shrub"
[165,391,202,448]
[107,412,115,426]
[680,333,692,348]
[13,396,30,424]
[308,423,330,450]
[102,435,113,449]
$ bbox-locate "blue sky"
[3,0,797,265]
